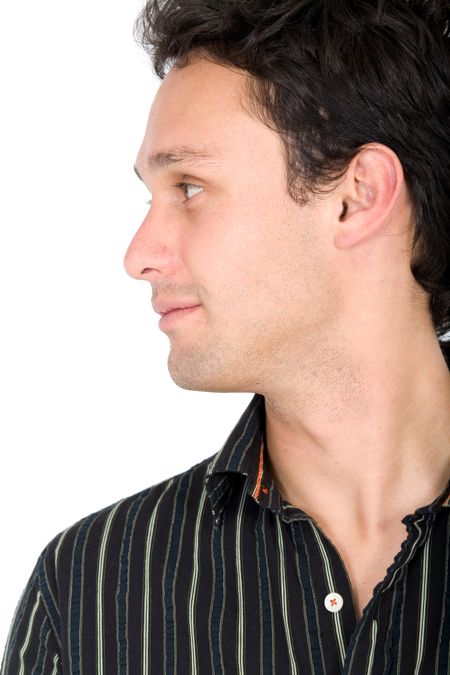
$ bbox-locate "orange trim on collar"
[251,439,265,500]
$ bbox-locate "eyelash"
[145,182,202,207]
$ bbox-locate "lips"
[158,304,201,331]
[163,305,199,316]
[152,299,201,316]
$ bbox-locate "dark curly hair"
[134,0,450,363]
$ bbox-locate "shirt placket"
[343,512,431,675]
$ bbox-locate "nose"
[123,211,178,282]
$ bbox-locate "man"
[2,0,450,673]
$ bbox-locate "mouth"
[158,304,202,331]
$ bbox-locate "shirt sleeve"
[1,558,61,675]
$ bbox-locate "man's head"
[125,0,450,393]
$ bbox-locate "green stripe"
[188,490,207,675]
[236,490,246,674]
[413,536,431,674]
[96,500,123,675]
[276,520,299,675]
[366,620,377,674]
[51,653,60,675]
[18,592,41,675]
[310,522,347,667]
[142,480,174,675]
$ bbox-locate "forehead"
[136,57,284,171]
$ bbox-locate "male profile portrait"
[2,0,450,673]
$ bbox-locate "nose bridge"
[123,208,178,280]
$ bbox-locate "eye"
[143,182,203,208]
[175,182,203,202]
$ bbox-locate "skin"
[125,54,450,617]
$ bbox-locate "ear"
[333,144,404,249]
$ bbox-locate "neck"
[262,321,450,536]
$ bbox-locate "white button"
[324,592,344,613]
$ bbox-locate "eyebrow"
[134,146,222,182]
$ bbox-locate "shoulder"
[36,453,217,613]
[2,455,219,668]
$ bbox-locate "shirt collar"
[204,393,450,527]
[204,394,283,525]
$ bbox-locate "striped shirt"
[2,393,450,674]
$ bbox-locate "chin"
[168,369,230,393]
[167,356,240,393]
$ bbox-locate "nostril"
[141,267,153,275]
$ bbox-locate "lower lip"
[158,305,201,331]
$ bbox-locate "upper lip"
[152,299,201,316]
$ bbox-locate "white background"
[0,0,252,654]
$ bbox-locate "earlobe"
[333,144,404,250]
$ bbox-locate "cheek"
[181,228,267,330]
[180,196,329,322]
[181,202,262,282]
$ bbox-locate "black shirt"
[2,393,450,674]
